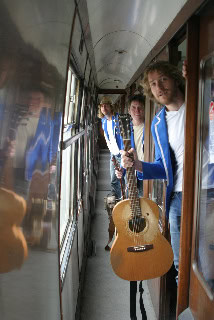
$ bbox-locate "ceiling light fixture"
[115,49,127,55]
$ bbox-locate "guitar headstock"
[116,114,132,151]
[117,114,132,140]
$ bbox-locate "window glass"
[70,141,77,214]
[177,39,187,71]
[84,59,91,87]
[68,74,77,124]
[74,80,80,124]
[77,136,84,199]
[80,89,85,126]
[196,55,214,292]
[64,68,72,124]
[60,144,71,242]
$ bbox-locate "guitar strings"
[127,167,141,245]
[128,169,138,244]
[118,115,142,245]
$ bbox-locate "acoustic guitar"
[110,114,173,281]
[0,103,28,273]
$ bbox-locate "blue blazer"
[101,113,124,152]
[141,107,174,218]
[25,108,62,181]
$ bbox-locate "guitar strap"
[130,281,147,319]
[130,281,137,320]
[139,281,147,319]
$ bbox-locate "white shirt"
[133,123,144,161]
[165,103,185,191]
[106,119,120,155]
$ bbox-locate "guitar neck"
[126,166,141,217]
[123,139,141,217]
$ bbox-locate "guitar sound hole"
[128,217,146,233]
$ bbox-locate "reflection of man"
[97,96,124,199]
[24,88,61,201]
[197,66,214,288]
[14,87,62,248]
[14,90,42,178]
[184,61,214,288]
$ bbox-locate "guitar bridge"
[127,244,153,252]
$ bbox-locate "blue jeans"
[110,153,124,199]
[168,192,182,273]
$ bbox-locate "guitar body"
[110,197,173,281]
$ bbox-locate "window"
[195,55,214,293]
[64,68,80,128]
[60,140,72,243]
[60,68,80,244]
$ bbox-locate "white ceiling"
[3,0,189,103]
[86,0,188,101]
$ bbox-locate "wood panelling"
[176,16,200,318]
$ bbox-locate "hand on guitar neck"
[111,155,125,200]
[114,161,124,179]
[120,148,142,173]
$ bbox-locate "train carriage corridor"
[80,149,157,320]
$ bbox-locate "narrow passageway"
[80,150,157,320]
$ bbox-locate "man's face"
[100,103,112,116]
[129,100,144,122]
[28,91,46,118]
[148,70,178,106]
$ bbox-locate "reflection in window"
[64,68,80,127]
[177,39,187,72]
[60,144,71,243]
[196,55,214,292]
[64,68,72,125]
[70,141,77,214]
[77,137,84,199]
[68,75,79,124]
[79,89,85,126]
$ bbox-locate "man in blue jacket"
[116,94,145,197]
[121,61,185,279]
[98,96,124,199]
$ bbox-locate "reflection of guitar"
[0,104,29,273]
[110,114,173,281]
[0,187,28,273]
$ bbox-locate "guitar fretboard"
[126,166,141,218]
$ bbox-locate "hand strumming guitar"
[120,149,142,172]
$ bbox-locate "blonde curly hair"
[141,61,185,105]
[97,96,115,119]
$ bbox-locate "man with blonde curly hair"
[121,61,185,283]
[142,60,185,104]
